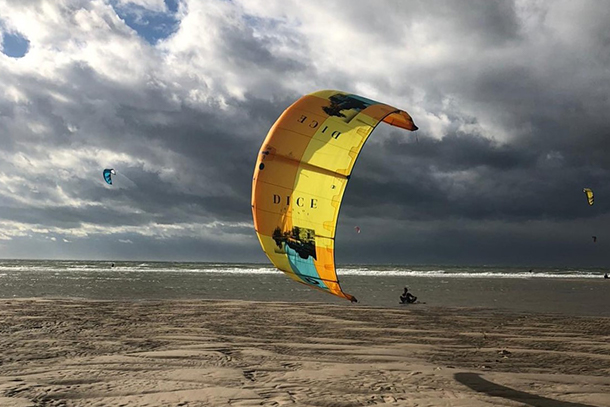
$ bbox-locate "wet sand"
[1,299,609,406]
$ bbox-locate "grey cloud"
[219,23,307,74]
[342,125,609,225]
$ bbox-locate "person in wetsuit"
[400,287,417,304]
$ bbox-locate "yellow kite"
[583,188,594,206]
[251,90,418,302]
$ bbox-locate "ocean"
[0,260,608,316]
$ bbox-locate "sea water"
[0,260,608,316]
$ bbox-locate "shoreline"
[3,290,610,317]
[1,299,609,406]
[2,270,609,317]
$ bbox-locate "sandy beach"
[1,299,609,406]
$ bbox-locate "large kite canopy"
[103,169,116,185]
[251,90,418,302]
[583,188,594,206]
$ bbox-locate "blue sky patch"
[112,0,180,45]
[165,0,179,13]
[1,31,29,58]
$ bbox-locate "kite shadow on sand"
[454,373,598,407]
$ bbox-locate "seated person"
[400,287,417,304]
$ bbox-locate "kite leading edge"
[251,90,418,302]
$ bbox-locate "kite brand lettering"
[297,115,342,139]
[273,194,318,208]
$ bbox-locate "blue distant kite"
[103,169,116,185]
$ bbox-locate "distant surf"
[0,260,604,279]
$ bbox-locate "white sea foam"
[0,261,603,279]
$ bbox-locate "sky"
[0,0,608,266]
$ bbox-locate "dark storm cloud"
[343,126,608,224]
[330,1,609,256]
[108,95,295,219]
[0,42,292,235]
[334,215,610,267]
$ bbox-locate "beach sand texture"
[1,299,609,406]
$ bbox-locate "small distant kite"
[592,236,597,243]
[354,226,361,234]
[583,188,594,206]
[103,169,116,185]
